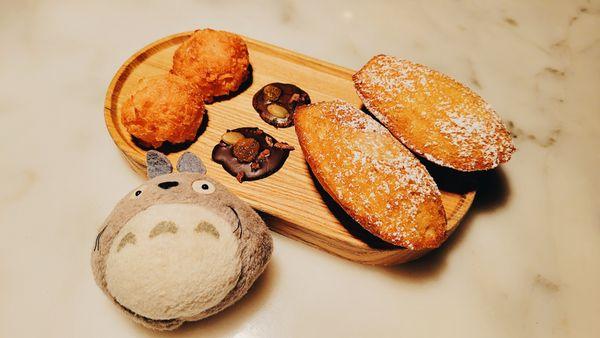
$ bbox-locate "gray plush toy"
[91,151,272,330]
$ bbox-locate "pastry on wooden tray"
[172,29,249,102]
[121,74,205,148]
[353,55,515,171]
[294,100,447,250]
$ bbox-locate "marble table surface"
[1,0,598,337]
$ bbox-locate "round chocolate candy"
[252,83,311,128]
[212,127,294,182]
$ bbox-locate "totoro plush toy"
[91,151,273,330]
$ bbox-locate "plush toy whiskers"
[91,151,272,330]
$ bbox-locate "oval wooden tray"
[105,32,476,265]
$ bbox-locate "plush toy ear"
[146,150,173,179]
[177,152,206,175]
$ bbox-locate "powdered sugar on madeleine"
[294,100,447,250]
[353,55,515,171]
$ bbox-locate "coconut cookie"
[294,100,447,250]
[172,29,250,102]
[91,151,272,330]
[353,55,515,171]
[121,74,205,148]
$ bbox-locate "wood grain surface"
[104,32,476,265]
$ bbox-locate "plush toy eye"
[131,188,143,199]
[192,180,215,194]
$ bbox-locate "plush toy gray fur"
[91,151,272,330]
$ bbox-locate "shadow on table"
[383,165,511,282]
[303,155,511,282]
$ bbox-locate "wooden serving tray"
[104,32,476,265]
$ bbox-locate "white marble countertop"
[1,1,598,337]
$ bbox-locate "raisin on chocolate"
[232,138,260,163]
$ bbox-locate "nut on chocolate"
[274,142,295,150]
[221,131,245,145]
[267,104,289,118]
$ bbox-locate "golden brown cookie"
[121,74,205,148]
[171,29,249,102]
[353,55,515,171]
[294,100,447,250]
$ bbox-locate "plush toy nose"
[158,181,179,190]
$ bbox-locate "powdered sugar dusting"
[328,99,387,134]
[435,110,499,166]
[354,55,515,171]
[297,100,444,249]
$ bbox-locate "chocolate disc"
[252,83,311,128]
[212,127,294,182]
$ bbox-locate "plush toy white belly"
[104,203,241,320]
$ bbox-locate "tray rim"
[103,31,476,265]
